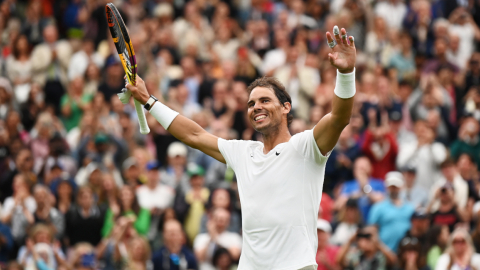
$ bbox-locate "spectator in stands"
[325,125,360,188]
[54,178,74,215]
[394,236,429,270]
[436,228,480,270]
[200,189,241,235]
[400,211,431,252]
[2,174,36,245]
[31,185,64,238]
[450,117,480,169]
[6,35,33,104]
[369,171,415,252]
[136,160,175,243]
[316,219,340,270]
[428,183,464,232]
[183,164,209,244]
[194,208,241,269]
[429,159,469,212]
[335,157,385,222]
[160,142,189,192]
[102,185,151,237]
[64,186,105,247]
[397,120,447,191]
[31,24,72,112]
[60,77,93,132]
[336,226,397,269]
[425,225,449,270]
[152,219,198,270]
[0,148,35,202]
[399,165,429,209]
[456,154,479,202]
[331,198,362,246]
[212,248,235,270]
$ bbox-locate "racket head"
[105,3,137,85]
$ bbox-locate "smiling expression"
[247,87,291,134]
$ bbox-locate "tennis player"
[127,26,356,270]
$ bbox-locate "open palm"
[326,26,356,74]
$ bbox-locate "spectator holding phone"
[336,226,397,270]
[428,183,464,232]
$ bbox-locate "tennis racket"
[105,3,150,135]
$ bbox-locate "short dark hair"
[247,77,293,127]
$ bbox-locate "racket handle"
[134,98,150,134]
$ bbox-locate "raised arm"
[126,77,226,164]
[314,26,356,155]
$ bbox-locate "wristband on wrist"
[334,68,356,99]
[148,101,179,130]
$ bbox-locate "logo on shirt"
[276,152,280,156]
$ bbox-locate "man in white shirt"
[127,26,356,270]
[194,208,242,270]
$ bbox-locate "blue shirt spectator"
[341,179,386,222]
[368,172,415,252]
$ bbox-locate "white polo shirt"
[218,129,329,270]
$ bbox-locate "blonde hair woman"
[435,228,480,270]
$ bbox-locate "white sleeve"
[1,198,14,218]
[217,139,249,171]
[431,143,447,164]
[290,129,330,164]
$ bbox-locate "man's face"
[213,210,230,232]
[247,87,289,134]
[78,190,93,209]
[411,218,429,234]
[164,222,184,249]
[402,171,416,186]
[147,169,159,185]
[388,186,401,199]
[34,189,48,207]
[441,165,456,181]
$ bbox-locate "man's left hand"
[326,26,356,74]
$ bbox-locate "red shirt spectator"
[362,129,398,179]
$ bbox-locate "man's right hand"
[126,76,151,105]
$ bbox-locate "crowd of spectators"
[0,0,479,269]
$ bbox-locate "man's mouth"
[254,114,267,122]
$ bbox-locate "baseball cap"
[385,171,404,187]
[167,142,188,158]
[316,219,332,233]
[154,3,173,18]
[411,209,429,220]
[187,163,205,176]
[146,160,161,171]
[122,157,138,170]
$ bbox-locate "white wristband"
[148,102,179,130]
[334,68,356,99]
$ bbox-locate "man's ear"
[283,102,292,114]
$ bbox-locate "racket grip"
[134,99,150,134]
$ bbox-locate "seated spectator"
[152,219,198,270]
[60,77,93,132]
[102,185,151,237]
[31,185,64,238]
[17,224,66,270]
[331,198,363,246]
[194,208,241,269]
[0,221,13,264]
[0,148,35,203]
[429,183,464,232]
[183,164,209,244]
[400,210,431,251]
[450,117,480,170]
[54,179,75,215]
[368,172,415,252]
[1,174,36,245]
[316,219,339,270]
[335,157,386,222]
[399,164,429,209]
[199,188,241,235]
[435,228,480,270]
[65,186,105,247]
[456,154,480,202]
[122,236,152,270]
[394,236,430,270]
[336,226,397,269]
[397,120,447,191]
[122,157,141,187]
[429,159,468,212]
[425,225,450,270]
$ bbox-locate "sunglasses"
[453,238,466,244]
[401,237,419,247]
